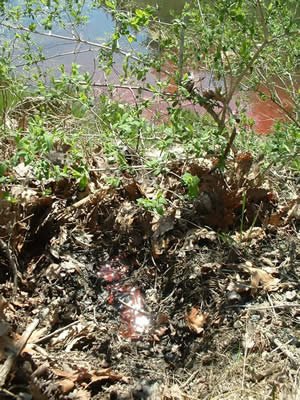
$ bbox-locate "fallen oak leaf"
[72,389,91,400]
[250,269,280,292]
[243,263,280,293]
[233,227,266,244]
[51,367,77,381]
[186,307,208,334]
[58,378,75,394]
[87,369,129,389]
[52,367,128,389]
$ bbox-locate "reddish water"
[104,68,294,134]
[247,84,294,134]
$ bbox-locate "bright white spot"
[134,314,151,333]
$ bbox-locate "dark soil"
[0,159,299,400]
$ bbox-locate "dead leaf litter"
[0,157,299,399]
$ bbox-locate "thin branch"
[0,21,141,62]
[226,303,300,310]
[255,69,299,127]
[92,82,154,94]
[196,0,206,24]
[34,320,80,345]
[265,332,300,368]
[0,318,40,387]
[16,48,97,67]
[256,0,269,41]
[0,239,19,291]
[178,21,186,86]
[227,41,268,102]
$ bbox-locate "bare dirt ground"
[0,157,299,400]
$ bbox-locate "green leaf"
[182,173,200,199]
[28,23,36,32]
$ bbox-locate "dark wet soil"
[0,159,299,400]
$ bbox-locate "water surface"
[2,0,294,133]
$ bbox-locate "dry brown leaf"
[72,389,91,400]
[27,327,48,344]
[243,263,280,293]
[58,378,75,394]
[21,344,41,356]
[152,212,175,240]
[51,366,126,389]
[250,269,280,292]
[123,180,144,200]
[235,152,253,177]
[267,212,283,227]
[51,368,77,381]
[87,368,128,387]
[186,307,208,334]
[152,237,169,257]
[233,227,266,243]
[115,201,136,230]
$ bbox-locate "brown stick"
[0,239,19,291]
[34,320,79,345]
[265,332,300,368]
[0,318,40,387]
[221,126,238,163]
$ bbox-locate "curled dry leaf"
[72,389,91,400]
[152,211,175,240]
[88,368,128,386]
[58,378,75,394]
[250,269,280,292]
[243,263,280,293]
[51,367,77,381]
[51,366,127,389]
[186,307,208,334]
[233,227,266,244]
[152,237,169,257]
[115,201,136,231]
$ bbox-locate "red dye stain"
[97,261,128,283]
[97,257,150,338]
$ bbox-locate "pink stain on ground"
[97,257,150,339]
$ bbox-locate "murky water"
[2,1,294,133]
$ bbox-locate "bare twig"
[34,320,80,345]
[0,318,40,387]
[226,303,300,310]
[0,239,19,290]
[93,82,154,94]
[0,22,141,62]
[256,0,269,41]
[0,388,18,398]
[227,41,268,103]
[16,48,97,67]
[265,332,300,368]
[180,369,200,389]
[118,298,151,316]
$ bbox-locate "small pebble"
[285,290,297,301]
